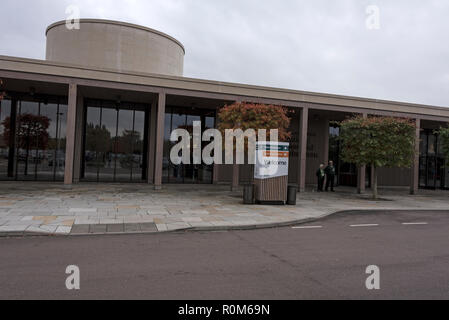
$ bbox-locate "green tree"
[85,123,111,166]
[339,116,416,199]
[436,126,449,165]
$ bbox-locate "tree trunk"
[372,164,378,200]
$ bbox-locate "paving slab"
[0,182,448,237]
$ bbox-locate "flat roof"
[1,54,449,120]
[46,19,185,54]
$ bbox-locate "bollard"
[243,184,255,205]
[287,185,298,205]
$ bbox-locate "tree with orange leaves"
[217,102,292,186]
[218,102,291,143]
[0,79,5,101]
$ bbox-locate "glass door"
[163,106,216,184]
[82,99,148,183]
[0,97,67,182]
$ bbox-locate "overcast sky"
[1,0,448,107]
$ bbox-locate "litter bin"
[243,184,255,205]
[287,185,298,205]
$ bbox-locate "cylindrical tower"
[45,19,185,76]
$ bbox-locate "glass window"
[115,108,133,182]
[55,104,68,181]
[15,101,40,181]
[36,103,58,181]
[0,97,67,182]
[98,107,117,182]
[162,110,172,183]
[428,134,436,155]
[132,110,145,182]
[169,110,186,183]
[420,132,427,156]
[0,99,11,179]
[84,106,101,181]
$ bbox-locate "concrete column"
[213,110,220,185]
[298,107,309,192]
[323,117,330,165]
[64,83,78,185]
[357,113,368,194]
[410,118,421,195]
[147,96,158,184]
[231,164,239,191]
[73,93,84,183]
[153,92,166,190]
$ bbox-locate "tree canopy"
[339,116,416,198]
[217,102,291,142]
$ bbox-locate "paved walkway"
[0,182,448,236]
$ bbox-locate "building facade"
[1,19,449,193]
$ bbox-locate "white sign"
[255,142,289,180]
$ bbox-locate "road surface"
[1,210,449,299]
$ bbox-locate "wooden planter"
[255,176,288,203]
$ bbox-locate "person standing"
[316,164,325,192]
[325,160,336,192]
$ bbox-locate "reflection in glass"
[0,99,11,179]
[0,97,67,181]
[116,109,133,182]
[162,111,172,183]
[162,107,216,184]
[169,111,186,183]
[36,103,68,181]
[132,111,145,181]
[83,100,147,183]
[99,107,117,182]
[84,106,101,181]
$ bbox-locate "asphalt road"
[1,210,449,300]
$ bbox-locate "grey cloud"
[0,0,448,107]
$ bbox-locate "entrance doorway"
[162,106,216,184]
[328,125,358,187]
[419,129,449,190]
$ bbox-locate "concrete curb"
[1,209,448,238]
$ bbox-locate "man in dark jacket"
[316,164,325,192]
[325,161,336,192]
